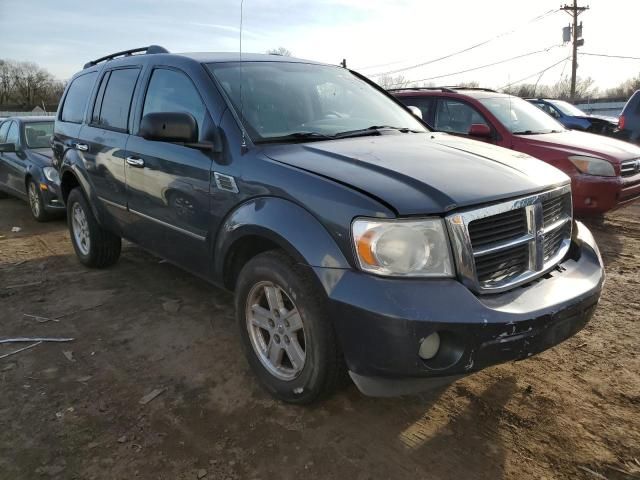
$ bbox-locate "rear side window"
[0,121,9,143]
[142,69,205,133]
[93,68,140,131]
[60,72,97,123]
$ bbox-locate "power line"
[387,45,562,87]
[365,8,559,76]
[498,56,571,90]
[580,52,640,60]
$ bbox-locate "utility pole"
[561,0,589,101]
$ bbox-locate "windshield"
[548,100,586,116]
[24,121,53,148]
[479,96,565,134]
[207,62,427,142]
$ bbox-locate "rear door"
[52,71,97,168]
[124,66,213,276]
[78,66,141,231]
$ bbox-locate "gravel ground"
[0,197,638,480]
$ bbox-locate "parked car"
[617,90,640,146]
[392,87,640,216]
[527,98,618,136]
[0,116,64,220]
[53,46,603,404]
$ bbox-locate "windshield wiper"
[255,132,334,144]
[334,125,419,139]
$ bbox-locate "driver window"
[0,121,10,143]
[547,106,561,118]
[434,99,488,134]
[5,122,19,145]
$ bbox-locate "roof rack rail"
[83,45,169,69]
[443,86,498,93]
[386,87,456,93]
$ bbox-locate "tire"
[235,250,344,404]
[67,187,121,268]
[0,190,8,199]
[27,179,50,222]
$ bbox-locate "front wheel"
[235,250,344,404]
[67,187,121,268]
[28,179,50,222]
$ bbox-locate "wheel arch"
[215,197,351,291]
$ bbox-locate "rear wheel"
[67,187,121,268]
[28,179,50,222]
[235,250,344,404]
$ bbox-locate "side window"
[0,121,10,143]
[402,96,433,121]
[60,72,97,123]
[93,68,140,131]
[434,99,488,134]
[142,69,205,134]
[5,122,19,145]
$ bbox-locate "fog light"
[418,332,440,360]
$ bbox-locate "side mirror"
[0,142,16,153]
[407,106,423,120]
[468,123,492,138]
[139,112,198,143]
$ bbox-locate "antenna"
[239,0,247,151]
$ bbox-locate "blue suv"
[52,46,604,403]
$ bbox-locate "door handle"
[75,143,89,151]
[126,156,145,168]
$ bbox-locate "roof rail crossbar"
[83,45,169,69]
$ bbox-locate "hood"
[581,114,618,124]
[29,148,54,166]
[262,132,569,215]
[514,130,640,164]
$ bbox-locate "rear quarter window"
[60,72,97,124]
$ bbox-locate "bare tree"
[375,74,411,90]
[266,47,293,57]
[0,59,65,109]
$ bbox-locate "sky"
[1,0,639,91]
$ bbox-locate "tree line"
[0,59,65,110]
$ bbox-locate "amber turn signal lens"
[356,230,378,266]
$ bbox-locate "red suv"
[392,87,640,216]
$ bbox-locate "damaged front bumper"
[314,221,604,397]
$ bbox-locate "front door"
[0,121,27,198]
[433,98,496,144]
[124,67,213,277]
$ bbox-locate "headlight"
[352,218,454,277]
[568,155,616,177]
[43,166,60,183]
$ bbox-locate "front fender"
[60,150,104,224]
[214,197,351,279]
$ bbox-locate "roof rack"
[83,45,169,69]
[387,87,456,93]
[442,86,498,93]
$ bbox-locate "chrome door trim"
[129,208,207,241]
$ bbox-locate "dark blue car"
[0,116,65,220]
[527,98,618,137]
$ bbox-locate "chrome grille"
[446,185,573,294]
[620,159,640,177]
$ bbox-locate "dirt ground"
[0,197,638,480]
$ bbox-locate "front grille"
[468,209,527,248]
[475,244,529,285]
[446,185,573,294]
[620,159,640,177]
